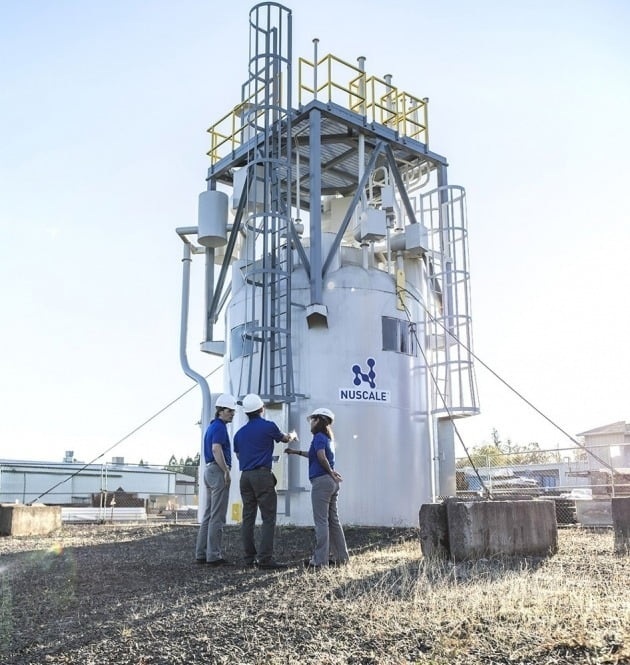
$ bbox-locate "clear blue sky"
[1,0,629,465]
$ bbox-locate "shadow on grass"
[0,524,420,663]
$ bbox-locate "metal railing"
[298,52,429,143]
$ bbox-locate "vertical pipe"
[312,38,319,101]
[309,107,323,304]
[204,247,215,342]
[357,56,366,115]
[179,243,212,520]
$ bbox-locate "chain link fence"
[455,441,630,525]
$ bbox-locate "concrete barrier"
[575,499,612,527]
[419,499,557,561]
[418,502,449,559]
[612,497,630,554]
[0,503,62,536]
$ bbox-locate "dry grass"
[0,525,628,664]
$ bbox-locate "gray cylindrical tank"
[224,248,433,527]
[198,190,228,247]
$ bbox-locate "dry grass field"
[1,523,628,664]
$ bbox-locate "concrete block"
[418,503,449,559]
[612,497,630,554]
[575,499,613,527]
[0,504,62,536]
[446,499,557,561]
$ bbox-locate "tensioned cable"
[398,285,615,476]
[396,290,492,498]
[29,365,222,505]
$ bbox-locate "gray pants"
[240,468,277,564]
[310,474,349,566]
[195,463,229,562]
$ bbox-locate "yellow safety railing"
[207,53,429,164]
[299,52,429,144]
[206,78,282,164]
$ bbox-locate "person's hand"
[224,470,231,484]
[331,470,343,482]
[284,447,292,454]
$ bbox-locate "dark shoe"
[195,559,207,564]
[242,560,258,568]
[207,558,232,567]
[257,561,287,570]
[305,563,325,572]
[329,559,349,567]
[303,559,325,570]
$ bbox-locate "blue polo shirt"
[308,432,335,480]
[204,418,231,468]
[234,416,284,471]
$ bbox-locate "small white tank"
[197,190,228,248]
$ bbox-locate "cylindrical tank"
[224,246,433,527]
[198,190,228,248]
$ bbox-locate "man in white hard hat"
[195,393,237,566]
[233,393,296,569]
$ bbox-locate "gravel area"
[1,524,627,664]
[0,523,415,665]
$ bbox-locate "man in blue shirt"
[195,393,237,565]
[234,393,296,569]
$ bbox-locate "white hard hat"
[307,407,335,423]
[215,393,237,410]
[241,393,264,413]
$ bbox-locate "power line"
[398,285,615,477]
[29,366,222,505]
[396,291,492,498]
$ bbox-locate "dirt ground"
[0,523,415,665]
[1,523,628,665]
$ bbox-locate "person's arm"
[316,449,342,482]
[284,447,307,457]
[212,444,231,483]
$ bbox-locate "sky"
[1,0,629,467]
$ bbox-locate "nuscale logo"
[339,357,391,403]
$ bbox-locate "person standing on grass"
[195,393,237,566]
[284,407,349,569]
[234,393,297,569]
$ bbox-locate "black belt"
[248,466,270,471]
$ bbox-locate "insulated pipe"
[179,243,212,521]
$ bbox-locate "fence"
[455,441,630,525]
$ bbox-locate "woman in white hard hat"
[285,408,349,568]
[195,393,237,566]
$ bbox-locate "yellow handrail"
[298,52,429,144]
[208,51,429,164]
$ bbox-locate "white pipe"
[179,243,212,522]
[313,39,319,100]
[295,138,301,221]
[362,242,369,270]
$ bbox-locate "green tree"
[458,430,563,468]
